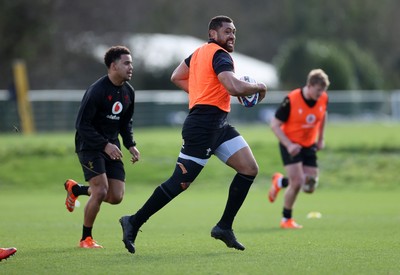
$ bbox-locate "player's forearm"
[270,121,292,148]
[318,114,327,143]
[273,128,293,148]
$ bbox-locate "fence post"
[13,59,35,134]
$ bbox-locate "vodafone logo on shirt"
[106,101,123,120]
[112,102,123,114]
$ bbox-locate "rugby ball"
[237,76,259,108]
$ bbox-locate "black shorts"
[181,123,240,160]
[279,143,318,167]
[180,111,240,160]
[77,151,125,181]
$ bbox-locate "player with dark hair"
[64,45,140,248]
[119,15,267,253]
[0,247,17,261]
[269,69,330,229]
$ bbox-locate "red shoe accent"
[79,237,103,248]
[280,218,303,229]
[0,247,17,261]
[269,173,283,203]
[64,179,78,212]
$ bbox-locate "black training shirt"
[75,75,136,152]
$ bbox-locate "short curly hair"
[104,46,131,68]
[208,15,233,31]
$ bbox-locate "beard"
[218,39,234,52]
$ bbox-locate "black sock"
[283,208,292,219]
[130,186,172,227]
[81,226,92,241]
[72,184,89,197]
[282,177,289,188]
[217,173,255,230]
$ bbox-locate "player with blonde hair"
[269,69,330,228]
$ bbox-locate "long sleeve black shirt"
[75,75,136,152]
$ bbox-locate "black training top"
[75,75,136,153]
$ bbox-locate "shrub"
[342,41,384,90]
[275,39,383,90]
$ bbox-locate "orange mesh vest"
[188,43,232,112]
[282,88,328,147]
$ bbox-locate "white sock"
[277,177,283,188]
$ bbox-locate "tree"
[0,0,398,89]
[0,0,55,88]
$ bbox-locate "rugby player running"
[119,15,267,253]
[268,69,329,229]
[64,46,140,248]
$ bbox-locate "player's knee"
[161,158,203,197]
[303,175,318,193]
[92,187,108,202]
[108,197,123,204]
[103,187,124,204]
[107,193,124,204]
[89,177,109,201]
[95,184,108,198]
[237,161,259,176]
[248,162,259,176]
[288,175,303,190]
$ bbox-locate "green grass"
[1,122,400,274]
[1,188,399,274]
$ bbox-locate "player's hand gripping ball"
[237,76,260,108]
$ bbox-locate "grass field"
[0,123,399,274]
